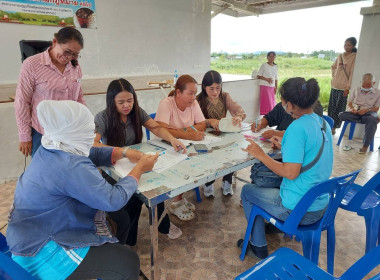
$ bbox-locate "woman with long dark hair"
[196,70,246,197]
[328,37,357,134]
[94,78,186,245]
[15,27,85,157]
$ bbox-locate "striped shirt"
[14,48,86,142]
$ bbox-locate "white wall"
[0,0,211,83]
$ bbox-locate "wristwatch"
[122,147,128,158]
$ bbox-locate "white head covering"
[37,100,95,157]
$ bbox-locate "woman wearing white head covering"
[7,100,158,280]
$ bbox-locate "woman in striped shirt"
[14,27,85,157]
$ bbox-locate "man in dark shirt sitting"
[251,100,323,137]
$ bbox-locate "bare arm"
[156,121,205,141]
[242,139,301,180]
[144,119,187,152]
[93,133,144,163]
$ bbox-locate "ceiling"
[211,0,368,17]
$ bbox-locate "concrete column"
[351,1,380,89]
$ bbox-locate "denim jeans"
[31,128,42,157]
[241,183,325,247]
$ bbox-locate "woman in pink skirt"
[257,51,278,115]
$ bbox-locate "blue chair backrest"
[145,113,157,141]
[341,244,380,280]
[322,115,334,130]
[341,171,380,209]
[283,169,361,231]
[0,233,36,279]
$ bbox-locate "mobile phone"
[194,144,208,153]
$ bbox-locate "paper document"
[242,127,272,138]
[114,150,188,175]
[241,122,252,132]
[179,134,222,146]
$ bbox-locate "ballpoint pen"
[190,125,197,131]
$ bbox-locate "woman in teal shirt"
[238,77,333,260]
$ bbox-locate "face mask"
[361,87,373,92]
[282,102,292,115]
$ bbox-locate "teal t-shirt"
[280,113,333,211]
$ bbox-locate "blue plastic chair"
[145,113,202,203]
[0,233,36,280]
[235,246,380,280]
[240,170,361,275]
[337,121,374,152]
[322,115,334,130]
[340,171,380,253]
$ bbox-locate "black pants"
[205,172,233,187]
[328,88,347,129]
[67,243,139,280]
[108,195,170,246]
[103,171,170,246]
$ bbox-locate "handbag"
[250,119,327,188]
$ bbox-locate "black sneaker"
[237,239,268,260]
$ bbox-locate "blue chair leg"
[240,208,256,261]
[301,230,322,266]
[326,226,335,275]
[369,139,374,152]
[363,209,380,253]
[195,187,202,203]
[348,122,356,140]
[337,121,349,146]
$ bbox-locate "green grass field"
[211,55,333,108]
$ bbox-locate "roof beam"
[257,0,367,14]
[217,0,261,15]
[212,4,230,18]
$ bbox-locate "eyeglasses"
[58,43,81,59]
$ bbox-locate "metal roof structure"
[211,0,368,18]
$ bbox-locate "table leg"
[149,205,159,280]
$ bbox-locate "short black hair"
[279,77,320,109]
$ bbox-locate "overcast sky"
[211,0,373,54]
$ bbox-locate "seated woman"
[196,70,246,197]
[6,100,158,280]
[93,78,186,244]
[237,78,333,260]
[155,74,206,221]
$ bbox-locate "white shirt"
[257,63,278,87]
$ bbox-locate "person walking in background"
[328,37,357,134]
[15,27,85,157]
[257,51,278,115]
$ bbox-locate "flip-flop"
[343,145,353,151]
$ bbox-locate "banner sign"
[0,0,96,28]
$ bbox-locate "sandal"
[167,222,182,239]
[169,201,195,221]
[343,145,353,151]
[183,198,195,211]
[358,148,368,154]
